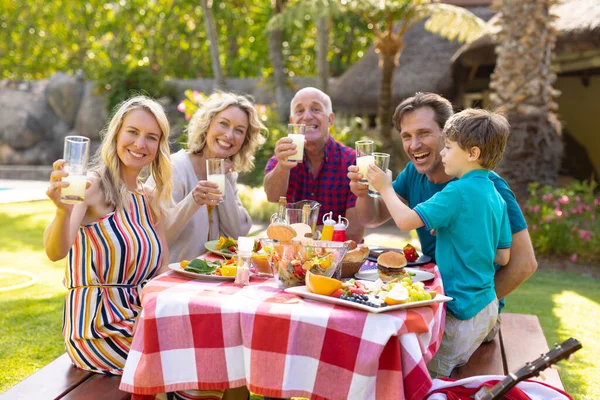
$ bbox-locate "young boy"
[368,108,512,378]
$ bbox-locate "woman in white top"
[153,92,267,262]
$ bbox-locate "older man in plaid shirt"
[264,87,365,242]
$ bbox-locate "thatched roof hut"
[453,0,600,68]
[329,7,495,115]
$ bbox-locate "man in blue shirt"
[365,108,513,377]
[348,93,537,374]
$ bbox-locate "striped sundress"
[63,192,162,375]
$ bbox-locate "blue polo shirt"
[392,162,527,258]
[413,169,512,320]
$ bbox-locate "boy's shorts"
[428,298,499,378]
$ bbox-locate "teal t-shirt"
[413,169,512,320]
[392,162,527,258]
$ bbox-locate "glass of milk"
[355,140,374,185]
[287,124,305,162]
[368,153,390,198]
[61,136,90,204]
[206,158,226,202]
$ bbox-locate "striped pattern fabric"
[63,192,162,375]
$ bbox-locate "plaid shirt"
[265,136,357,222]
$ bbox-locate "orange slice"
[305,270,342,296]
[385,285,409,305]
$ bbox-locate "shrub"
[238,184,278,223]
[523,180,600,262]
[97,63,165,113]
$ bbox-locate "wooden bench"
[0,353,249,399]
[452,313,564,390]
[0,354,130,400]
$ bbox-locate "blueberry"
[381,302,388,307]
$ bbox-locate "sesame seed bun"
[377,251,408,281]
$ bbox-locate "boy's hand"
[367,164,391,193]
[347,165,369,198]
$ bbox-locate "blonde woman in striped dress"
[44,96,173,375]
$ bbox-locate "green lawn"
[1,200,598,398]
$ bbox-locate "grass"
[1,200,598,398]
[503,270,600,399]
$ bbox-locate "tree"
[489,0,563,195]
[316,16,329,92]
[201,0,226,89]
[271,0,485,171]
[268,0,290,122]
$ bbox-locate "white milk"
[287,133,305,162]
[356,155,374,184]
[61,174,87,204]
[207,173,226,201]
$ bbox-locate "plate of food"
[169,258,237,281]
[205,236,264,258]
[367,244,432,267]
[204,237,238,258]
[356,251,434,282]
[285,275,451,313]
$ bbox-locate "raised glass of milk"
[61,136,90,204]
[287,124,305,162]
[206,158,226,202]
[355,139,374,185]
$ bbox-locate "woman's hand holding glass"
[192,180,224,207]
[46,159,91,210]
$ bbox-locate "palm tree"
[201,0,225,89]
[489,0,563,195]
[338,0,485,171]
[273,0,485,171]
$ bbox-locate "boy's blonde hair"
[187,92,267,173]
[91,95,172,221]
[443,108,510,170]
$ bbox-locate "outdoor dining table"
[120,262,447,400]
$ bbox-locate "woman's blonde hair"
[186,92,267,172]
[90,95,172,221]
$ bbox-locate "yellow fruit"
[221,263,237,277]
[180,260,190,268]
[385,285,409,305]
[305,270,342,296]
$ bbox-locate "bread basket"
[340,245,369,278]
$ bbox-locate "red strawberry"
[330,288,344,298]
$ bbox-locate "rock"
[0,86,69,151]
[46,72,84,127]
[74,82,108,140]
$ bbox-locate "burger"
[377,251,408,281]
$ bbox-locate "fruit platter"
[285,271,452,313]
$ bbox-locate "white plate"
[354,267,435,282]
[168,263,235,281]
[284,286,452,313]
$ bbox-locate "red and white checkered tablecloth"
[120,263,446,400]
